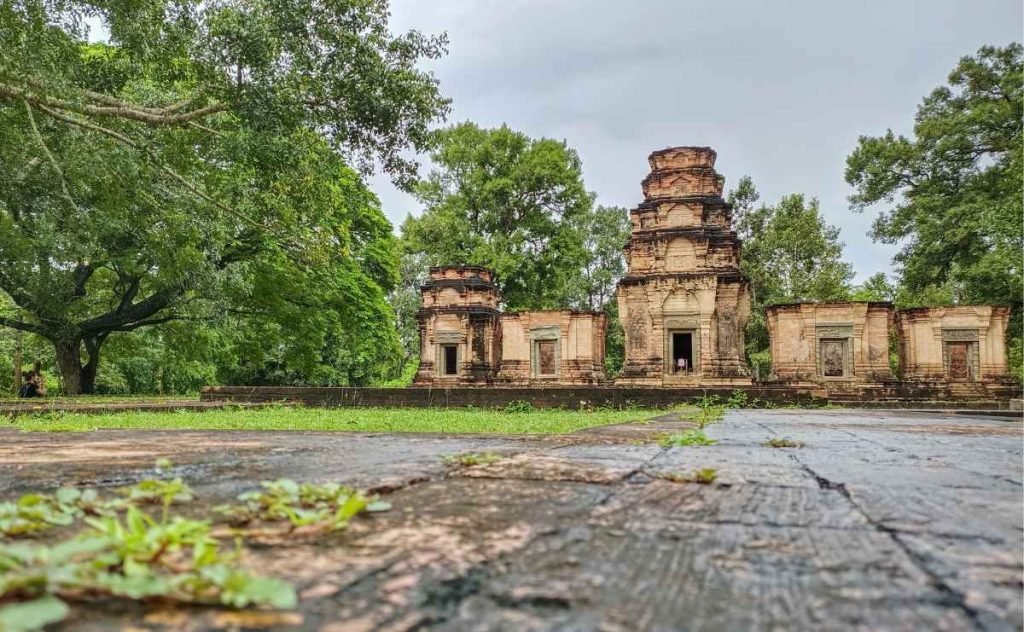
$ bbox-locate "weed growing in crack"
[0,462,193,538]
[0,460,393,627]
[658,430,717,447]
[0,505,296,618]
[655,468,718,484]
[442,452,503,467]
[682,393,726,429]
[764,437,803,448]
[216,479,390,531]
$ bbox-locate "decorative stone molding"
[942,328,980,342]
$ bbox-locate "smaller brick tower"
[414,266,501,384]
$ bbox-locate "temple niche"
[896,306,1011,384]
[615,146,751,386]
[765,302,895,384]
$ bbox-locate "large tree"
[0,0,448,393]
[845,43,1022,321]
[728,178,855,368]
[568,205,631,312]
[401,122,592,310]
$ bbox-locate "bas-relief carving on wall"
[628,312,648,354]
[941,328,980,342]
[471,322,486,362]
[716,310,737,355]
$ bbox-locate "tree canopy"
[0,0,449,393]
[845,43,1022,313]
[400,122,593,311]
[728,177,855,370]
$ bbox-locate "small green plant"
[0,505,296,626]
[659,430,717,447]
[0,596,68,631]
[764,437,803,448]
[695,393,721,409]
[503,400,535,413]
[0,492,77,537]
[217,479,389,531]
[725,390,749,409]
[656,468,718,484]
[442,452,503,467]
[683,392,725,429]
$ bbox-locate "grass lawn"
[7,405,664,434]
[0,394,198,404]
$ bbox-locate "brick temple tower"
[414,266,502,384]
[615,146,752,386]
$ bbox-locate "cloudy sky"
[370,0,1022,282]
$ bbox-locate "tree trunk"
[55,340,83,395]
[82,335,104,394]
[13,326,23,395]
[53,335,106,395]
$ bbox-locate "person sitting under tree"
[18,369,46,398]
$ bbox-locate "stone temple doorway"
[669,331,696,375]
[946,342,972,381]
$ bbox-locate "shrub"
[503,400,535,414]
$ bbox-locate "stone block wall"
[497,311,607,385]
[765,302,895,384]
[896,306,1011,382]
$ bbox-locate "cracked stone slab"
[590,479,872,530]
[455,453,637,484]
[441,524,975,632]
[0,409,1020,631]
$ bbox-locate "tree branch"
[34,104,270,233]
[0,316,46,336]
[24,100,80,213]
[1,82,228,126]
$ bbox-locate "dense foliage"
[845,43,1022,377]
[397,124,629,379]
[0,0,449,392]
[401,122,593,310]
[728,177,855,374]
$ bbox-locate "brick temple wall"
[202,384,1016,409]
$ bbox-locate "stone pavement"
[0,409,1020,631]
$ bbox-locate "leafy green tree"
[728,178,855,366]
[845,43,1022,336]
[387,252,431,381]
[566,205,630,376]
[0,0,448,393]
[851,272,897,302]
[569,205,631,312]
[401,123,592,310]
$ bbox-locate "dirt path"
[0,409,1019,631]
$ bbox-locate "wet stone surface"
[0,409,1020,631]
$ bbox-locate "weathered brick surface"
[201,385,1015,409]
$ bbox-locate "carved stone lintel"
[529,325,561,341]
[815,324,853,339]
[435,330,462,344]
[942,328,980,342]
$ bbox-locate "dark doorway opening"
[671,332,694,373]
[442,345,458,376]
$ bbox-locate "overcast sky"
[370,0,1022,282]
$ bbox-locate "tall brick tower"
[615,146,751,386]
